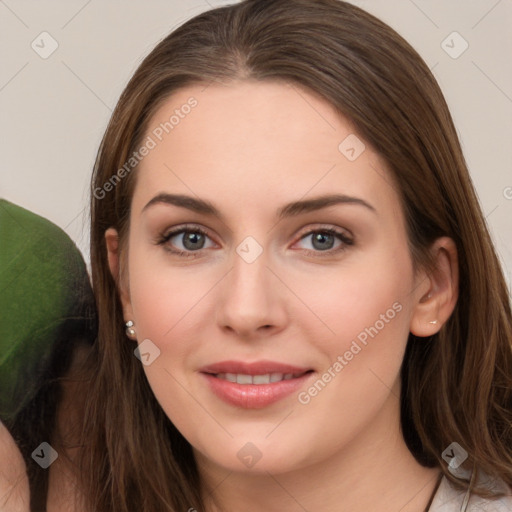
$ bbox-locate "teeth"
[215,372,302,384]
[253,374,270,384]
[236,374,253,385]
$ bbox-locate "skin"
[106,81,458,512]
[0,422,29,512]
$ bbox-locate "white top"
[430,474,512,511]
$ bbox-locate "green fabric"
[0,199,94,421]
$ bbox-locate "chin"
[191,433,316,475]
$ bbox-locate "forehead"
[132,80,401,221]
[145,80,349,164]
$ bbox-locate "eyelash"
[156,224,354,259]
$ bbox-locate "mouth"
[199,360,315,408]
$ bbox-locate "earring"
[125,320,137,339]
[429,319,438,325]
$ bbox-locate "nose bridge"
[231,248,267,301]
[216,236,285,334]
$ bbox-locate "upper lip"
[199,360,313,376]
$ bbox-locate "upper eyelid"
[295,224,352,238]
[162,224,211,237]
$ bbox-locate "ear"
[410,236,459,337]
[105,228,134,322]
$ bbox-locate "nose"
[215,247,287,339]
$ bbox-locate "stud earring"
[125,320,137,339]
[429,319,438,325]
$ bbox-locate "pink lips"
[199,360,314,409]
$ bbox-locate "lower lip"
[201,372,313,409]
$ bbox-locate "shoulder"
[0,421,30,512]
[430,473,512,512]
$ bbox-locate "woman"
[79,0,512,510]
[0,199,96,511]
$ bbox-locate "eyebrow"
[142,193,377,219]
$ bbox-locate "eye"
[157,225,216,257]
[156,224,353,258]
[294,227,353,255]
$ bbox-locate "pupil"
[312,232,334,250]
[183,232,204,250]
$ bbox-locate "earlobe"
[410,237,459,337]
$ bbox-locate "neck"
[197,391,441,512]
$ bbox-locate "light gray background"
[1,0,511,290]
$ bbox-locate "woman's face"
[110,81,437,476]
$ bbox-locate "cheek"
[277,286,410,468]
[294,243,413,354]
[125,254,216,432]
[128,258,213,355]
[291,245,413,404]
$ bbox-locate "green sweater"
[0,199,96,422]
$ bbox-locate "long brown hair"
[81,0,512,509]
